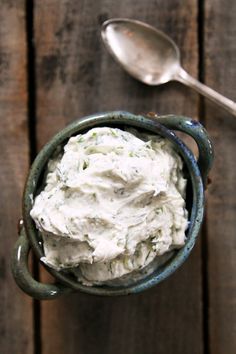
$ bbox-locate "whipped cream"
[30,127,188,284]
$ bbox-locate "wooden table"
[1,1,235,353]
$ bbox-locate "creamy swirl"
[30,127,188,284]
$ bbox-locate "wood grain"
[0,1,33,353]
[34,1,203,353]
[204,0,236,353]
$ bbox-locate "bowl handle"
[154,115,214,188]
[11,224,72,300]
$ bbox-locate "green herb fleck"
[110,129,118,137]
[114,187,125,195]
[83,161,89,170]
[155,207,163,214]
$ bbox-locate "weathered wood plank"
[0,1,33,353]
[204,1,236,353]
[35,1,203,353]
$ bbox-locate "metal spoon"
[101,18,236,116]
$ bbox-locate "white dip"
[30,127,188,284]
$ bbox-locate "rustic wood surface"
[204,0,236,353]
[0,1,34,354]
[0,0,235,353]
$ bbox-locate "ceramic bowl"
[12,111,213,299]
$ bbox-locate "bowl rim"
[23,111,204,295]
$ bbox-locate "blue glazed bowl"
[12,111,213,299]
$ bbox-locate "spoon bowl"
[102,18,180,85]
[102,18,236,115]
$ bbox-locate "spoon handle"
[175,68,236,116]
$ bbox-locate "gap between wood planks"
[25,1,41,354]
[198,0,210,354]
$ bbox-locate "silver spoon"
[101,18,236,116]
